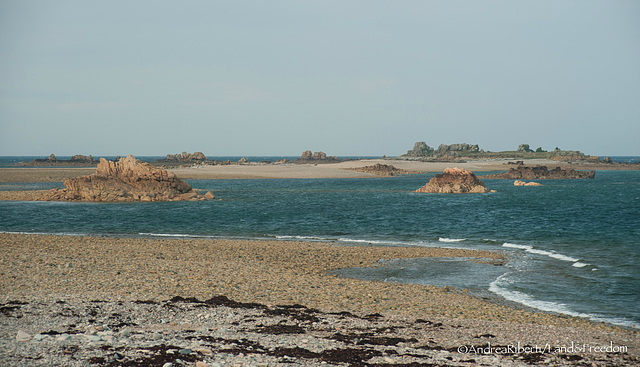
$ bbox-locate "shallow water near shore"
[1,169,639,329]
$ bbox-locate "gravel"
[1,233,638,366]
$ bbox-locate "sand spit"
[1,233,638,366]
[0,158,635,184]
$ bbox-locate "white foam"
[138,232,211,239]
[572,262,590,268]
[502,243,580,264]
[490,275,576,315]
[275,235,328,241]
[547,253,580,262]
[502,243,533,250]
[438,237,465,243]
[489,274,638,329]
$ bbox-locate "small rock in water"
[162,363,173,367]
[179,348,192,355]
[16,330,30,342]
[196,362,209,367]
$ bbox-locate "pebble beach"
[1,233,638,366]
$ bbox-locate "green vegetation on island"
[400,141,606,162]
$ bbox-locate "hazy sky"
[1,1,639,156]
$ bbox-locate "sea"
[0,156,639,329]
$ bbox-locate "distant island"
[399,141,616,163]
[18,154,98,167]
[14,143,637,169]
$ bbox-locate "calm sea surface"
[1,156,639,328]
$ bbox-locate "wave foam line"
[489,274,637,329]
[275,235,329,241]
[438,237,466,243]
[276,235,442,248]
[138,232,212,239]
[502,243,580,264]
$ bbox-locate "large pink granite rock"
[415,167,489,194]
[42,155,213,202]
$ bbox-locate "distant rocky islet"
[480,165,596,179]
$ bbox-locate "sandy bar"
[170,159,565,180]
[0,167,95,183]
[0,159,635,184]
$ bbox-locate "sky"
[1,0,639,157]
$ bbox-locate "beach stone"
[33,334,45,341]
[56,333,72,341]
[86,335,102,342]
[195,347,213,356]
[16,330,30,342]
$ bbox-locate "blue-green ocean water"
[1,159,638,328]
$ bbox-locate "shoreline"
[1,233,638,366]
[0,232,635,329]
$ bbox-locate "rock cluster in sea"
[415,167,489,194]
[40,155,214,202]
[297,150,341,162]
[162,151,208,162]
[19,154,98,167]
[480,165,595,179]
[347,163,412,176]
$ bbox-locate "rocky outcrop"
[160,152,208,162]
[346,163,413,176]
[435,143,480,157]
[404,142,435,157]
[415,168,489,193]
[41,155,214,202]
[300,150,326,160]
[296,150,341,162]
[480,166,595,179]
[514,180,542,186]
[400,142,480,158]
[517,144,534,153]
